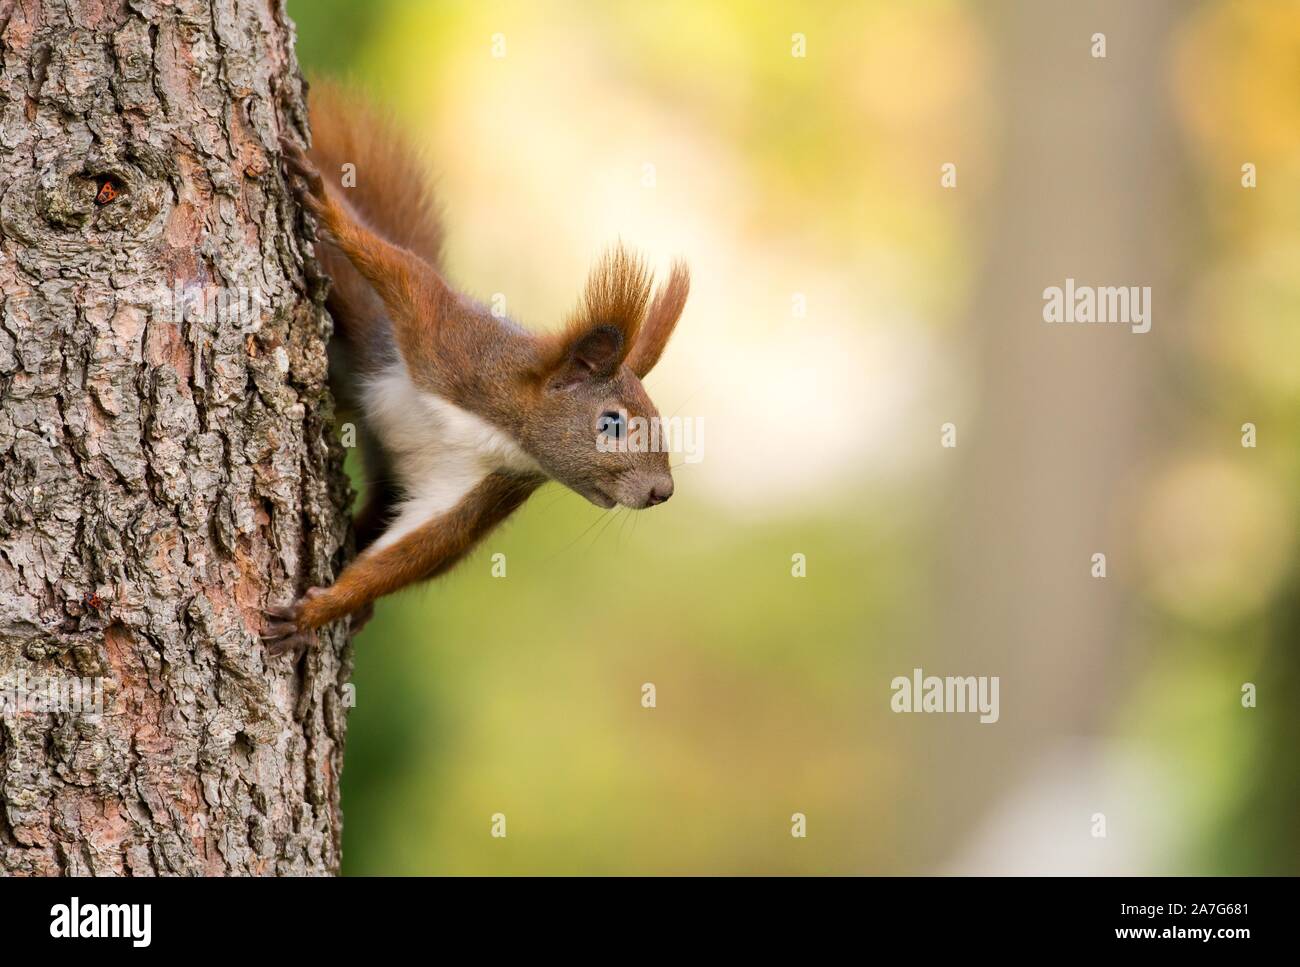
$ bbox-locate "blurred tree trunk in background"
[0,0,351,875]
[922,0,1184,871]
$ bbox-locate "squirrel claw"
[279,137,321,187]
[265,633,312,659]
[261,588,326,657]
[279,137,329,219]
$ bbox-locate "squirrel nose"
[646,478,674,506]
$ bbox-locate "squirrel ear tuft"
[627,261,689,378]
[577,243,652,351]
[537,244,652,387]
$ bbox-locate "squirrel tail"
[306,77,444,267]
[304,78,444,381]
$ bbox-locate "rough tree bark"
[0,0,352,875]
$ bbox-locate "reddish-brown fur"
[265,83,690,655]
[294,472,541,630]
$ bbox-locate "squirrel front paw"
[261,586,327,658]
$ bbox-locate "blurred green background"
[288,0,1300,874]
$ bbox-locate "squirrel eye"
[597,410,626,440]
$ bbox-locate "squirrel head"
[520,247,690,510]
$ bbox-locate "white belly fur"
[362,362,540,551]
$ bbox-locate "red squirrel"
[265,82,690,654]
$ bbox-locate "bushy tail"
[306,78,444,267]
[303,78,444,389]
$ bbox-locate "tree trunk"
[925,0,1184,871]
[0,0,351,876]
